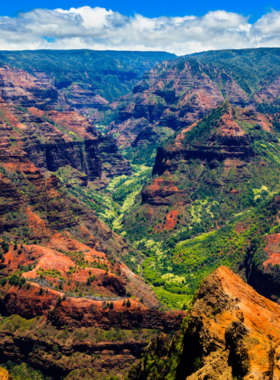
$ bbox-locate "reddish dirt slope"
[128,266,280,380]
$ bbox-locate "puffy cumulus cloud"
[0,6,280,54]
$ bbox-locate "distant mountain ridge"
[0,50,176,121]
[107,48,280,164]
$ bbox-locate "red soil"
[164,210,179,230]
[28,107,45,117]
[153,210,179,232]
[263,233,280,268]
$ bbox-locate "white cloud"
[0,6,280,54]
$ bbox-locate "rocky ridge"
[128,266,280,380]
[0,50,175,121]
[120,102,280,241]
[0,97,131,188]
[106,49,280,164]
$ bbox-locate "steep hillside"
[131,183,280,311]
[106,102,280,309]
[0,128,186,379]
[3,47,280,379]
[128,266,280,380]
[119,103,280,242]
[0,50,175,121]
[107,48,280,164]
[0,97,131,189]
[0,137,160,302]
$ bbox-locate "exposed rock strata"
[0,98,131,187]
[128,266,280,380]
[106,51,280,163]
[121,103,280,240]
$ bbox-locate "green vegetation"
[192,48,280,94]
[2,362,49,380]
[137,193,280,309]
[116,103,280,245]
[0,314,159,380]
[56,163,152,234]
[63,250,108,271]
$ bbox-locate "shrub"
[0,277,8,286]
[9,274,25,287]
[1,241,9,253]
[126,299,131,307]
[193,357,203,372]
[53,345,59,353]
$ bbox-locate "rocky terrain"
[3,48,280,379]
[120,102,280,242]
[0,97,131,188]
[107,48,280,164]
[0,50,175,122]
[0,119,184,378]
[0,367,12,380]
[128,266,280,380]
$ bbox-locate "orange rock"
[0,367,12,380]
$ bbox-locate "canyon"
[2,48,280,379]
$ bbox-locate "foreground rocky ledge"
[128,266,280,380]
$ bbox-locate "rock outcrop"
[120,102,280,240]
[0,367,12,380]
[0,98,131,187]
[128,266,280,380]
[106,49,280,164]
[0,50,175,120]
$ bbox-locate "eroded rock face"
[0,279,183,331]
[152,104,272,178]
[128,266,280,380]
[105,51,280,165]
[0,328,148,379]
[0,98,131,187]
[105,58,255,162]
[121,103,280,240]
[0,66,57,109]
[0,138,162,303]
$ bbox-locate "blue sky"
[1,0,276,20]
[1,1,280,53]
